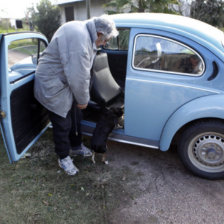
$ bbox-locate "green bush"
[191,0,224,27]
[31,0,61,42]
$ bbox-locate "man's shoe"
[70,143,93,157]
[58,156,79,175]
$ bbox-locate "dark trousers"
[48,102,82,159]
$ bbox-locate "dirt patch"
[1,130,224,224]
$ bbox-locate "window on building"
[65,6,74,22]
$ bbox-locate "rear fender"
[160,94,224,151]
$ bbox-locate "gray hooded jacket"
[34,19,98,118]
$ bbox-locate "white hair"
[94,14,119,39]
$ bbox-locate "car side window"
[8,38,46,70]
[133,34,205,76]
[104,28,130,50]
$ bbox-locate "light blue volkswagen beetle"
[1,13,224,179]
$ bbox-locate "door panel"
[10,81,49,154]
[0,33,49,162]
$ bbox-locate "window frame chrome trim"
[221,36,224,48]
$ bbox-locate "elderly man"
[34,15,118,175]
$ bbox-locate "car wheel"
[178,120,224,179]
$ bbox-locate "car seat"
[90,52,124,109]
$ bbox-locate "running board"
[81,124,159,149]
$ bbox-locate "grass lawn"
[0,130,139,224]
[0,26,30,34]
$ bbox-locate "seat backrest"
[90,53,122,106]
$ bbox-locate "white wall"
[59,0,106,24]
[59,7,66,24]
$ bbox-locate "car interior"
[83,28,129,129]
[83,52,126,129]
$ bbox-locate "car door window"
[104,28,130,50]
[133,34,205,76]
[8,38,46,81]
[101,28,130,88]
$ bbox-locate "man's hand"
[77,104,87,110]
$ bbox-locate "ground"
[0,129,224,224]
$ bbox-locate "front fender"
[160,94,224,151]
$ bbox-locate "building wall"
[59,0,107,24]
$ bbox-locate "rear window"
[133,34,205,76]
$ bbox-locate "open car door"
[0,32,49,163]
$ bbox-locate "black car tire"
[178,120,224,179]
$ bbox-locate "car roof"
[110,13,224,60]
